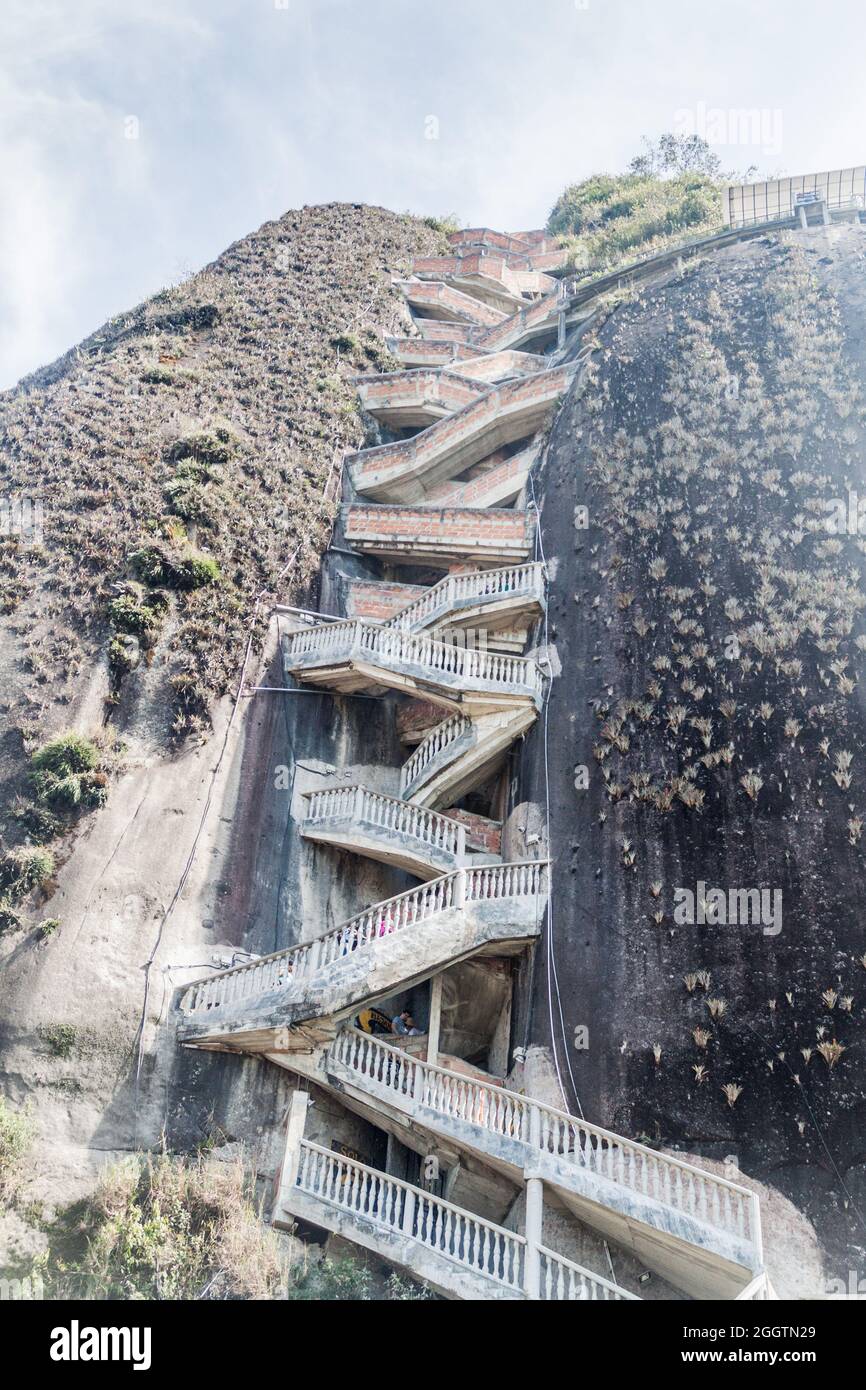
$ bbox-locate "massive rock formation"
[521,222,866,1278]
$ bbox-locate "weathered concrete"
[300,784,482,879]
[282,622,544,714]
[177,862,546,1053]
[344,501,536,567]
[352,367,487,428]
[348,364,575,503]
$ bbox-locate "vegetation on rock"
[0,1098,33,1206]
[30,733,107,811]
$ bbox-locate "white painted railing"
[182,861,548,1017]
[329,1029,762,1262]
[386,563,545,635]
[295,1139,525,1292]
[538,1245,637,1301]
[401,713,475,797]
[735,1272,775,1300]
[302,786,466,860]
[285,620,544,698]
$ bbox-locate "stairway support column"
[274,1090,310,1218]
[427,972,443,1066]
[524,1174,543,1300]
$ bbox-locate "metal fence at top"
[722,166,866,227]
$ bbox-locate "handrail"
[181,861,549,1017]
[385,562,545,634]
[285,619,544,697]
[537,1244,638,1301]
[302,785,466,860]
[295,1139,525,1291]
[330,1028,762,1259]
[348,364,574,482]
[735,1271,774,1300]
[401,714,474,796]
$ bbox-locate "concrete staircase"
[299,785,494,880]
[315,1029,763,1300]
[344,501,536,567]
[347,363,575,503]
[400,707,536,808]
[179,221,774,1301]
[382,561,545,640]
[282,619,543,714]
[178,861,547,1053]
[273,1099,635,1302]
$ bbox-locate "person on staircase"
[391,1010,421,1037]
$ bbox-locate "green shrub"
[37,918,60,939]
[0,846,55,897]
[108,591,168,637]
[0,1098,33,1205]
[11,803,61,843]
[330,332,360,354]
[164,477,213,525]
[547,170,722,272]
[167,424,237,468]
[289,1257,432,1301]
[179,551,221,587]
[130,544,221,590]
[108,637,137,684]
[31,734,107,811]
[39,1024,77,1058]
[52,1154,289,1300]
[140,367,176,386]
[421,213,460,235]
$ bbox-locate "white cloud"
[2,0,866,386]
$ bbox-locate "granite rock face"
[520,222,866,1276]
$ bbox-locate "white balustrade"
[182,862,547,1019]
[303,786,466,860]
[285,620,544,698]
[538,1246,637,1301]
[329,1025,761,1260]
[385,563,545,634]
[295,1139,525,1291]
[400,714,474,796]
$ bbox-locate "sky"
[2,0,865,389]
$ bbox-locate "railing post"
[528,1102,541,1151]
[453,867,466,911]
[402,1187,417,1236]
[524,1174,543,1300]
[456,822,467,865]
[413,1059,425,1102]
[427,972,443,1067]
[274,1090,310,1218]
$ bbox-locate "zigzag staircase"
[179,223,772,1302]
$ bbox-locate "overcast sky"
[2,0,865,389]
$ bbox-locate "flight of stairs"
[178,224,772,1302]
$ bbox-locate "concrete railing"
[295,1139,526,1292]
[735,1272,776,1300]
[348,364,573,497]
[302,785,467,860]
[386,562,545,635]
[538,1245,638,1301]
[285,619,544,701]
[181,862,548,1018]
[401,713,475,798]
[329,1029,762,1262]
